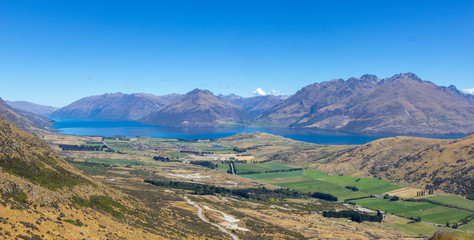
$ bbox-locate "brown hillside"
[0,116,178,239]
[318,135,474,199]
[0,97,53,133]
[257,73,474,134]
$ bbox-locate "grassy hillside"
[318,135,474,199]
[0,116,196,239]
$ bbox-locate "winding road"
[184,196,239,240]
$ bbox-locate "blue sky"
[1,0,473,107]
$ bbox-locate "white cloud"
[462,88,474,94]
[268,90,284,96]
[253,88,267,96]
[253,88,287,96]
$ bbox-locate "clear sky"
[1,0,473,107]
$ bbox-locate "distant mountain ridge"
[51,92,175,121]
[141,89,253,127]
[50,73,474,134]
[5,100,57,116]
[257,73,474,134]
[0,97,54,132]
[219,94,283,116]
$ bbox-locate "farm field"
[240,170,304,180]
[237,168,401,201]
[45,133,474,238]
[353,198,472,225]
[459,220,474,232]
[274,178,369,200]
[304,169,401,194]
[424,195,474,211]
[391,222,448,236]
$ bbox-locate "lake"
[51,118,465,145]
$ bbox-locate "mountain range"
[219,94,284,116]
[51,92,178,121]
[257,73,474,134]
[0,97,54,133]
[141,89,253,127]
[43,73,474,134]
[5,100,57,116]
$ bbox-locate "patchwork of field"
[241,170,304,180]
[304,170,401,195]
[46,133,474,237]
[353,198,472,225]
[228,166,402,201]
[391,222,445,236]
[228,164,473,227]
[424,195,474,211]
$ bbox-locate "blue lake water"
[51,118,466,145]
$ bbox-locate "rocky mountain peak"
[390,72,422,82]
[187,89,213,96]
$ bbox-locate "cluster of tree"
[58,144,105,151]
[382,195,399,201]
[237,168,303,175]
[153,156,180,162]
[144,179,338,202]
[232,147,247,153]
[416,189,433,196]
[227,161,237,174]
[311,192,338,201]
[104,148,125,154]
[408,216,421,223]
[323,210,383,223]
[189,160,217,169]
[179,150,213,156]
[345,186,359,191]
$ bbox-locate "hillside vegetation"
[318,135,474,199]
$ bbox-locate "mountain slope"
[258,73,474,134]
[0,97,54,132]
[5,100,57,116]
[51,92,171,121]
[0,115,172,239]
[318,134,474,199]
[141,89,253,127]
[220,94,283,116]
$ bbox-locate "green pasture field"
[459,220,474,232]
[392,222,442,236]
[240,170,303,180]
[273,178,369,201]
[353,198,472,225]
[425,195,474,211]
[304,170,401,194]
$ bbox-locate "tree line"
[58,144,105,151]
[237,168,303,175]
[189,160,218,169]
[323,210,383,223]
[144,179,338,202]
